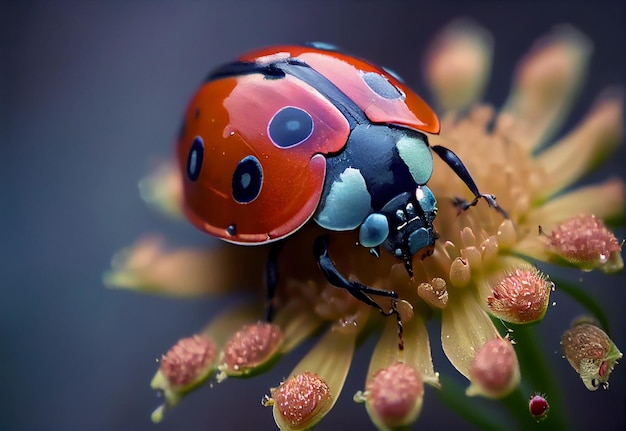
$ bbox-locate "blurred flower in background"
[105,19,623,430]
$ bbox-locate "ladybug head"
[358,186,438,273]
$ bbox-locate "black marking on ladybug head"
[362,72,403,100]
[377,187,438,276]
[186,136,204,181]
[268,106,314,148]
[232,155,263,203]
[226,224,237,236]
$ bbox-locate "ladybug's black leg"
[431,144,509,219]
[314,235,404,349]
[264,240,285,322]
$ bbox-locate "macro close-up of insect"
[4,3,624,431]
[177,43,505,331]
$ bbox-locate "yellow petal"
[138,161,184,219]
[424,19,493,111]
[441,290,500,379]
[104,236,267,297]
[535,91,624,199]
[269,328,357,430]
[524,178,625,232]
[368,311,439,388]
[502,25,592,149]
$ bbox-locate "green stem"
[436,375,509,431]
[553,277,610,332]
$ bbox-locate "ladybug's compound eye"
[362,72,403,100]
[186,136,204,181]
[268,106,314,148]
[359,213,389,248]
[232,155,263,203]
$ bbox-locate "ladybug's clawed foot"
[314,234,404,350]
[452,193,509,219]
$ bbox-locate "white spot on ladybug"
[306,41,339,51]
[396,134,433,185]
[314,167,372,231]
[362,72,404,100]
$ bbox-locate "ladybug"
[177,43,504,327]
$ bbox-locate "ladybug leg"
[431,145,509,218]
[314,235,404,349]
[264,240,286,322]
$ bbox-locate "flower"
[105,20,624,430]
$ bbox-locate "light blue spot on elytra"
[314,167,372,231]
[396,135,433,185]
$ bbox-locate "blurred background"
[2,1,624,430]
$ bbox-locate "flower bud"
[159,335,217,388]
[219,322,283,378]
[546,214,622,272]
[269,372,332,431]
[466,337,520,398]
[528,393,550,422]
[365,362,424,430]
[487,266,553,324]
[561,321,623,390]
[150,335,217,422]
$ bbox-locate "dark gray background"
[2,1,625,430]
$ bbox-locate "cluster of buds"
[104,19,625,431]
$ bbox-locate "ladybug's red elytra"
[177,43,505,340]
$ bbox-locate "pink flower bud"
[222,322,283,375]
[529,393,550,422]
[365,362,424,429]
[467,337,520,398]
[271,372,331,430]
[160,335,217,388]
[546,214,622,272]
[487,266,553,324]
